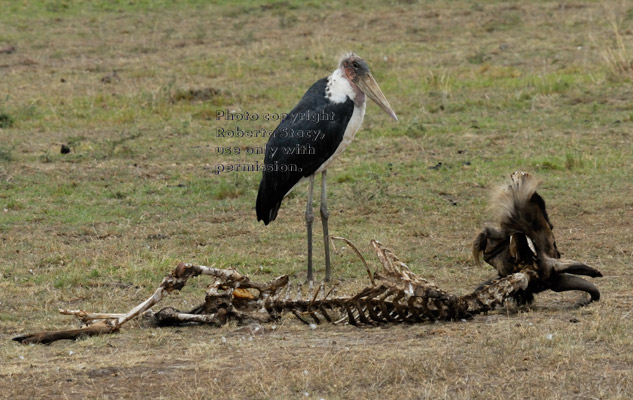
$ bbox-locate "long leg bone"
[13,263,288,344]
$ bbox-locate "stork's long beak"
[356,73,398,121]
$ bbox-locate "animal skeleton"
[13,172,601,345]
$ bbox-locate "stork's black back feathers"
[256,78,355,225]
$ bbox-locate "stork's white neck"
[325,68,366,106]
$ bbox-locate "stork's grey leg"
[306,175,315,282]
[320,170,331,282]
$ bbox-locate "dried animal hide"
[473,171,602,304]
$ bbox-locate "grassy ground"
[1,0,632,398]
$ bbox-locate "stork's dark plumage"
[256,53,397,281]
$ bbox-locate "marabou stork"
[256,53,398,282]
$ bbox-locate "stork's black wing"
[256,77,355,224]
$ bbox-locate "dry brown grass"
[600,1,633,81]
